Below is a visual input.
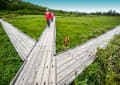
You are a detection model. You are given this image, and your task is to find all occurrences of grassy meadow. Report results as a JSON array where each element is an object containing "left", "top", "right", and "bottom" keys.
[
  {"left": 4, "top": 15, "right": 120, "bottom": 52},
  {"left": 4, "top": 15, "right": 47, "bottom": 40},
  {"left": 1, "top": 15, "right": 120, "bottom": 85},
  {"left": 56, "top": 16, "right": 120, "bottom": 52},
  {"left": 0, "top": 24, "right": 22, "bottom": 85}
]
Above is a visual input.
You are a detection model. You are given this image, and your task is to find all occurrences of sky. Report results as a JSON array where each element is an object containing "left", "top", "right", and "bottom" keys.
[{"left": 23, "top": 0, "right": 120, "bottom": 13}]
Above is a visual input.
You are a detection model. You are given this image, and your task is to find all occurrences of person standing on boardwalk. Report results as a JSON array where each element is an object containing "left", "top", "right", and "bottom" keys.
[
  {"left": 50, "top": 12, "right": 54, "bottom": 22},
  {"left": 45, "top": 9, "right": 51, "bottom": 27}
]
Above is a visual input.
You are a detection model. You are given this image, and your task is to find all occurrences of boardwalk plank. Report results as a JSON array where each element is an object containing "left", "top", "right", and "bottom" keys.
[
  {"left": 10, "top": 19, "right": 56, "bottom": 85},
  {"left": 0, "top": 19, "right": 36, "bottom": 61},
  {"left": 1, "top": 18, "right": 120, "bottom": 85},
  {"left": 56, "top": 25, "right": 120, "bottom": 85},
  {"left": 57, "top": 56, "right": 95, "bottom": 85}
]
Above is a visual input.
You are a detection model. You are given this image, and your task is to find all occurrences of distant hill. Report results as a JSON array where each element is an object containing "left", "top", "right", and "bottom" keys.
[
  {"left": 0, "top": 0, "right": 73, "bottom": 16},
  {"left": 0, "top": 0, "right": 47, "bottom": 11}
]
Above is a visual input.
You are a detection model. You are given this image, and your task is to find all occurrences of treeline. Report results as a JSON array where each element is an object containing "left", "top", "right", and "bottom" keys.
[
  {"left": 0, "top": 0, "right": 120, "bottom": 16},
  {"left": 0, "top": 0, "right": 72, "bottom": 16},
  {"left": 90, "top": 10, "right": 120, "bottom": 16},
  {"left": 0, "top": 0, "right": 47, "bottom": 11},
  {"left": 0, "top": 0, "right": 46, "bottom": 14},
  {"left": 70, "top": 10, "right": 120, "bottom": 16}
]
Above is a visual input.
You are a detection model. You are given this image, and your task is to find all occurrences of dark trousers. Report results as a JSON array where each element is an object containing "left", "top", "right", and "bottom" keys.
[{"left": 47, "top": 20, "right": 50, "bottom": 27}]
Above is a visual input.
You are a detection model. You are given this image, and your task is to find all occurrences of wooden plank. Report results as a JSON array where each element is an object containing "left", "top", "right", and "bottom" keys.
[
  {"left": 57, "top": 50, "right": 91, "bottom": 74},
  {"left": 57, "top": 51, "right": 96, "bottom": 82},
  {"left": 24, "top": 34, "right": 50, "bottom": 85},
  {"left": 15, "top": 33, "right": 48, "bottom": 85},
  {"left": 56, "top": 25, "right": 120, "bottom": 85},
  {"left": 1, "top": 19, "right": 120, "bottom": 85},
  {"left": 49, "top": 20, "right": 57, "bottom": 85},
  {"left": 1, "top": 22, "right": 27, "bottom": 60},
  {"left": 56, "top": 29, "right": 114, "bottom": 63},
  {"left": 0, "top": 19, "right": 36, "bottom": 60},
  {"left": 49, "top": 55, "right": 56, "bottom": 85},
  {"left": 6, "top": 27, "right": 28, "bottom": 58},
  {"left": 14, "top": 46, "right": 41, "bottom": 85},
  {"left": 41, "top": 44, "right": 54, "bottom": 85},
  {"left": 17, "top": 31, "right": 35, "bottom": 48},
  {"left": 33, "top": 23, "right": 55, "bottom": 85},
  {"left": 57, "top": 56, "right": 96, "bottom": 85},
  {"left": 41, "top": 21, "right": 56, "bottom": 85},
  {"left": 11, "top": 23, "right": 52, "bottom": 85},
  {"left": 1, "top": 19, "right": 34, "bottom": 52},
  {"left": 56, "top": 37, "right": 105, "bottom": 67}
]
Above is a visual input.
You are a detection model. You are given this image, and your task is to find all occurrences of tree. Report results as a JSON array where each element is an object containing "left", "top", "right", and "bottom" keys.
[{"left": 0, "top": 0, "right": 8, "bottom": 10}]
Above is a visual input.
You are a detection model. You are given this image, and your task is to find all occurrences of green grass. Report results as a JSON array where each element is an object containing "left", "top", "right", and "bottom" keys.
[
  {"left": 0, "top": 24, "right": 22, "bottom": 85},
  {"left": 4, "top": 15, "right": 47, "bottom": 40},
  {"left": 4, "top": 15, "right": 120, "bottom": 53},
  {"left": 1, "top": 15, "right": 120, "bottom": 85},
  {"left": 56, "top": 16, "right": 120, "bottom": 52},
  {"left": 73, "top": 34, "right": 120, "bottom": 85}
]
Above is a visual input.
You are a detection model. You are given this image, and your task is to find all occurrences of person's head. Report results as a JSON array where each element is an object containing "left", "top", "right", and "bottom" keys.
[{"left": 46, "top": 9, "right": 49, "bottom": 12}]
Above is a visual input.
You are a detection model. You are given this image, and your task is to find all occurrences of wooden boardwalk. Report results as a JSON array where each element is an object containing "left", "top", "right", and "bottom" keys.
[
  {"left": 1, "top": 18, "right": 120, "bottom": 85},
  {"left": 56, "top": 25, "right": 120, "bottom": 85},
  {"left": 0, "top": 19, "right": 36, "bottom": 61},
  {"left": 10, "top": 19, "right": 56, "bottom": 85}
]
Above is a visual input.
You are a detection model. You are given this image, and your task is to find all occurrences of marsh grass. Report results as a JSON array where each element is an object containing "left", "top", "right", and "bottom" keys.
[
  {"left": 4, "top": 15, "right": 47, "bottom": 40},
  {"left": 4, "top": 15, "right": 120, "bottom": 52},
  {"left": 56, "top": 16, "right": 120, "bottom": 52},
  {"left": 1, "top": 15, "right": 120, "bottom": 85}
]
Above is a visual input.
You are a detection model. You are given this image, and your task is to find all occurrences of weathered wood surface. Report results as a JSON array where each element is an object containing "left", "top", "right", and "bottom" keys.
[
  {"left": 56, "top": 25, "right": 120, "bottom": 85},
  {"left": 0, "top": 19, "right": 36, "bottom": 61},
  {"left": 1, "top": 18, "right": 120, "bottom": 85},
  {"left": 10, "top": 19, "right": 56, "bottom": 85}
]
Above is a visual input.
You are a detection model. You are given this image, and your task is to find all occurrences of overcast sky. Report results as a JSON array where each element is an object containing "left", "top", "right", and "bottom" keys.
[{"left": 23, "top": 0, "right": 120, "bottom": 13}]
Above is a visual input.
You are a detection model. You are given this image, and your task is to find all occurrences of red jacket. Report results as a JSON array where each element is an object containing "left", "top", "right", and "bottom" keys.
[{"left": 45, "top": 12, "right": 51, "bottom": 20}]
